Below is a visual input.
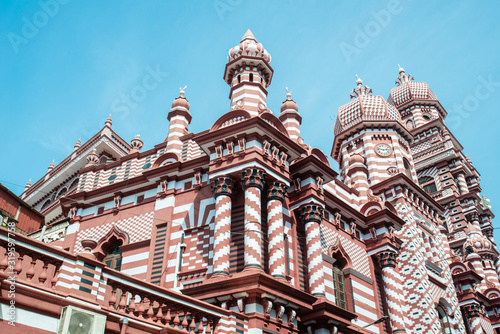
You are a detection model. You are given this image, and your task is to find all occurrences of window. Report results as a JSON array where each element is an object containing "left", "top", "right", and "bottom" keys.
[
  {"left": 436, "top": 304, "right": 451, "bottom": 334},
  {"left": 249, "top": 73, "right": 253, "bottom": 82},
  {"left": 57, "top": 187, "right": 67, "bottom": 198},
  {"left": 103, "top": 241, "right": 122, "bottom": 271},
  {"left": 332, "top": 262, "right": 347, "bottom": 310},
  {"left": 418, "top": 176, "right": 437, "bottom": 194},
  {"left": 41, "top": 200, "right": 51, "bottom": 210},
  {"left": 237, "top": 75, "right": 241, "bottom": 84},
  {"left": 423, "top": 113, "right": 432, "bottom": 120},
  {"left": 69, "top": 178, "right": 79, "bottom": 189},
  {"left": 403, "top": 158, "right": 412, "bottom": 179}
]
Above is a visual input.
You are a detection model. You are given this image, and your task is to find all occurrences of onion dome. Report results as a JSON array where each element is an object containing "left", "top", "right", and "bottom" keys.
[
  {"left": 105, "top": 114, "right": 112, "bottom": 127},
  {"left": 280, "top": 87, "right": 299, "bottom": 113},
  {"left": 334, "top": 75, "right": 402, "bottom": 136},
  {"left": 47, "top": 160, "right": 55, "bottom": 172},
  {"left": 228, "top": 29, "right": 271, "bottom": 64},
  {"left": 464, "top": 229, "right": 496, "bottom": 257},
  {"left": 388, "top": 65, "right": 438, "bottom": 108},
  {"left": 171, "top": 85, "right": 191, "bottom": 111},
  {"left": 130, "top": 134, "right": 144, "bottom": 153},
  {"left": 85, "top": 149, "right": 99, "bottom": 167}
]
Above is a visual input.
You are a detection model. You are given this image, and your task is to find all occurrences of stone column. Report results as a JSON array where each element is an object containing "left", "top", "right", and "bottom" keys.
[
  {"left": 267, "top": 181, "right": 287, "bottom": 280},
  {"left": 241, "top": 168, "right": 266, "bottom": 271},
  {"left": 378, "top": 251, "right": 407, "bottom": 333},
  {"left": 211, "top": 176, "right": 235, "bottom": 278},
  {"left": 463, "top": 304, "right": 482, "bottom": 334},
  {"left": 300, "top": 204, "right": 325, "bottom": 297}
]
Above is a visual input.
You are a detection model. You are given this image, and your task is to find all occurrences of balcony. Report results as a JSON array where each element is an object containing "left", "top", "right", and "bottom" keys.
[{"left": 0, "top": 227, "right": 234, "bottom": 333}]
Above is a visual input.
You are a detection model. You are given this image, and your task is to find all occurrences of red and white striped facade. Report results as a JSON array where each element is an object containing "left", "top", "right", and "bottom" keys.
[{"left": 2, "top": 30, "right": 498, "bottom": 334}]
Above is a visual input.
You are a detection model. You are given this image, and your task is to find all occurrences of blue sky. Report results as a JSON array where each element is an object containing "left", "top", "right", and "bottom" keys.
[{"left": 1, "top": 1, "right": 499, "bottom": 234}]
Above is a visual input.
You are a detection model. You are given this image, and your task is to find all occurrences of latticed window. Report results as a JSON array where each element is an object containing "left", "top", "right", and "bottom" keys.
[
  {"left": 333, "top": 263, "right": 347, "bottom": 310},
  {"left": 103, "top": 241, "right": 122, "bottom": 271},
  {"left": 436, "top": 305, "right": 450, "bottom": 334}
]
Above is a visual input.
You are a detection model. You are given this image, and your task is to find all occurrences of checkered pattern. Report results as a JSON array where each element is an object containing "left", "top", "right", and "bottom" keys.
[
  {"left": 305, "top": 220, "right": 325, "bottom": 296},
  {"left": 267, "top": 198, "right": 286, "bottom": 279},
  {"left": 389, "top": 81, "right": 438, "bottom": 107},
  {"left": 320, "top": 223, "right": 371, "bottom": 278},
  {"left": 74, "top": 211, "right": 154, "bottom": 253},
  {"left": 180, "top": 227, "right": 211, "bottom": 272},
  {"left": 213, "top": 194, "right": 232, "bottom": 276}
]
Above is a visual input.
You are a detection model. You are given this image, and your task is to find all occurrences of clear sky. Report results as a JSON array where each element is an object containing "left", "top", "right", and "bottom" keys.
[{"left": 1, "top": 1, "right": 499, "bottom": 234}]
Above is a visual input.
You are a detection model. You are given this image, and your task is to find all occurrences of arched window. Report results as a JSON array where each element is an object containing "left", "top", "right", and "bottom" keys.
[
  {"left": 418, "top": 176, "right": 437, "bottom": 194},
  {"left": 423, "top": 113, "right": 432, "bottom": 120},
  {"left": 57, "top": 187, "right": 67, "bottom": 198},
  {"left": 237, "top": 75, "right": 241, "bottom": 84},
  {"left": 403, "top": 158, "right": 412, "bottom": 179},
  {"left": 436, "top": 304, "right": 451, "bottom": 334},
  {"left": 69, "top": 178, "right": 79, "bottom": 189},
  {"left": 249, "top": 73, "right": 253, "bottom": 82},
  {"left": 103, "top": 240, "right": 123, "bottom": 271},
  {"left": 41, "top": 199, "right": 51, "bottom": 210},
  {"left": 332, "top": 261, "right": 347, "bottom": 310}
]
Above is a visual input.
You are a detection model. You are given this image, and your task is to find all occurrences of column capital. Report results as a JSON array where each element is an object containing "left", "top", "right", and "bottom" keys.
[
  {"left": 212, "top": 176, "right": 235, "bottom": 198},
  {"left": 241, "top": 167, "right": 266, "bottom": 190},
  {"left": 377, "top": 251, "right": 397, "bottom": 268},
  {"left": 300, "top": 204, "right": 324, "bottom": 224},
  {"left": 463, "top": 303, "right": 481, "bottom": 318},
  {"left": 267, "top": 181, "right": 288, "bottom": 202}
]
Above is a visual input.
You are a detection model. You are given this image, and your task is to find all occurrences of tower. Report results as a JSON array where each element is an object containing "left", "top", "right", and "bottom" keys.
[
  {"left": 223, "top": 29, "right": 273, "bottom": 116},
  {"left": 332, "top": 76, "right": 416, "bottom": 189}
]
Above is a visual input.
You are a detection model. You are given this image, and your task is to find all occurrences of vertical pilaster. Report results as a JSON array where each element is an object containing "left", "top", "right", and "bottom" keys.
[
  {"left": 267, "top": 181, "right": 287, "bottom": 280},
  {"left": 211, "top": 176, "right": 235, "bottom": 278},
  {"left": 241, "top": 168, "right": 266, "bottom": 271},
  {"left": 300, "top": 204, "right": 325, "bottom": 297},
  {"left": 463, "top": 304, "right": 483, "bottom": 334},
  {"left": 378, "top": 251, "right": 407, "bottom": 333}
]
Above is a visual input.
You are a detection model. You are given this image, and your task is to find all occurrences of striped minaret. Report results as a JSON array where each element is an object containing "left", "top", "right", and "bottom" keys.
[
  {"left": 279, "top": 88, "right": 302, "bottom": 141},
  {"left": 377, "top": 251, "right": 407, "bottom": 333},
  {"left": 300, "top": 204, "right": 325, "bottom": 297},
  {"left": 267, "top": 181, "right": 287, "bottom": 281},
  {"left": 345, "top": 153, "right": 369, "bottom": 201},
  {"left": 457, "top": 173, "right": 469, "bottom": 195},
  {"left": 211, "top": 176, "right": 235, "bottom": 279},
  {"left": 241, "top": 167, "right": 265, "bottom": 271},
  {"left": 224, "top": 30, "right": 273, "bottom": 117},
  {"left": 165, "top": 86, "right": 192, "bottom": 156}
]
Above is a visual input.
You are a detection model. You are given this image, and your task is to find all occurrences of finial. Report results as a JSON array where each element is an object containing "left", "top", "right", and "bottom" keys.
[
  {"left": 398, "top": 64, "right": 405, "bottom": 73},
  {"left": 355, "top": 74, "right": 363, "bottom": 85},
  {"left": 130, "top": 134, "right": 144, "bottom": 153},
  {"left": 395, "top": 65, "right": 413, "bottom": 86},
  {"left": 105, "top": 114, "right": 112, "bottom": 127},
  {"left": 24, "top": 179, "right": 32, "bottom": 191},
  {"left": 286, "top": 87, "right": 292, "bottom": 100},
  {"left": 179, "top": 85, "right": 187, "bottom": 98}
]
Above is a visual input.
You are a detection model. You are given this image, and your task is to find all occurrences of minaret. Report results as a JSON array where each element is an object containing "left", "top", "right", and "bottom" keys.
[
  {"left": 279, "top": 87, "right": 302, "bottom": 142},
  {"left": 223, "top": 29, "right": 273, "bottom": 117},
  {"left": 21, "top": 179, "right": 31, "bottom": 199},
  {"left": 165, "top": 86, "right": 191, "bottom": 156},
  {"left": 332, "top": 76, "right": 416, "bottom": 186}
]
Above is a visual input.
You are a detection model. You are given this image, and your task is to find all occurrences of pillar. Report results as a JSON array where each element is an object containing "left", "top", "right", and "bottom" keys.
[
  {"left": 463, "top": 304, "right": 482, "bottom": 334},
  {"left": 241, "top": 168, "right": 266, "bottom": 271},
  {"left": 378, "top": 251, "right": 407, "bottom": 333},
  {"left": 267, "top": 181, "right": 287, "bottom": 280},
  {"left": 211, "top": 176, "right": 235, "bottom": 278},
  {"left": 457, "top": 173, "right": 469, "bottom": 195},
  {"left": 300, "top": 204, "right": 325, "bottom": 297}
]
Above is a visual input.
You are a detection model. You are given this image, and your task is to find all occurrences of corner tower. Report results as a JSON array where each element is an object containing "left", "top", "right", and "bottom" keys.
[
  {"left": 223, "top": 29, "right": 273, "bottom": 116},
  {"left": 331, "top": 76, "right": 416, "bottom": 187}
]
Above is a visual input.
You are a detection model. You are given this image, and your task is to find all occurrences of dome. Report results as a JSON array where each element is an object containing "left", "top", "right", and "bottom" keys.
[
  {"left": 388, "top": 66, "right": 438, "bottom": 108},
  {"left": 228, "top": 29, "right": 271, "bottom": 63},
  {"left": 349, "top": 153, "right": 365, "bottom": 165},
  {"left": 281, "top": 88, "right": 298, "bottom": 112},
  {"left": 464, "top": 229, "right": 496, "bottom": 255},
  {"left": 334, "top": 76, "right": 402, "bottom": 136},
  {"left": 171, "top": 86, "right": 190, "bottom": 111}
]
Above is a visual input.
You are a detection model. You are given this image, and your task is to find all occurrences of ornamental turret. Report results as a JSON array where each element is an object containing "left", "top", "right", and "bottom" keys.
[
  {"left": 130, "top": 135, "right": 144, "bottom": 154},
  {"left": 165, "top": 86, "right": 192, "bottom": 156},
  {"left": 279, "top": 87, "right": 302, "bottom": 142},
  {"left": 332, "top": 76, "right": 416, "bottom": 186},
  {"left": 224, "top": 29, "right": 273, "bottom": 117}
]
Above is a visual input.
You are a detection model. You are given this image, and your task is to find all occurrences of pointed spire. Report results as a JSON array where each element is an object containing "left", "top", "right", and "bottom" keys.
[
  {"left": 48, "top": 160, "right": 55, "bottom": 173},
  {"left": 74, "top": 138, "right": 81, "bottom": 151},
  {"left": 350, "top": 75, "right": 372, "bottom": 99},
  {"left": 105, "top": 114, "right": 112, "bottom": 127},
  {"left": 241, "top": 29, "right": 256, "bottom": 42},
  {"left": 24, "top": 179, "right": 32, "bottom": 192}
]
